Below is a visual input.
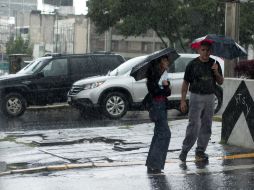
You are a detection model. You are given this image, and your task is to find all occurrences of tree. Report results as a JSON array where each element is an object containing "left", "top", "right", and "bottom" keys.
[
  {"left": 240, "top": 2, "right": 254, "bottom": 46},
  {"left": 87, "top": 0, "right": 187, "bottom": 50},
  {"left": 87, "top": 0, "right": 253, "bottom": 52},
  {"left": 181, "top": 0, "right": 225, "bottom": 43},
  {"left": 6, "top": 36, "right": 33, "bottom": 56}
]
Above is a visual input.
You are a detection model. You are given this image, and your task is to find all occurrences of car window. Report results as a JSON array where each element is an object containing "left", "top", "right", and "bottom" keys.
[
  {"left": 17, "top": 58, "right": 50, "bottom": 74},
  {"left": 169, "top": 57, "right": 194, "bottom": 73},
  {"left": 110, "top": 56, "right": 147, "bottom": 76},
  {"left": 70, "top": 56, "right": 98, "bottom": 75},
  {"left": 42, "top": 58, "right": 68, "bottom": 76},
  {"left": 93, "top": 55, "right": 125, "bottom": 75}
]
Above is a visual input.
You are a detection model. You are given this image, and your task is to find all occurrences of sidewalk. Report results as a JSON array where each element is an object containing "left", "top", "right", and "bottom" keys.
[{"left": 0, "top": 118, "right": 254, "bottom": 177}]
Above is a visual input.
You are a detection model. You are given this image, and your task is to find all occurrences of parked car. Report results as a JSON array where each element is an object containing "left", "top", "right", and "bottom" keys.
[
  {"left": 0, "top": 53, "right": 125, "bottom": 117},
  {"left": 67, "top": 54, "right": 224, "bottom": 119}
]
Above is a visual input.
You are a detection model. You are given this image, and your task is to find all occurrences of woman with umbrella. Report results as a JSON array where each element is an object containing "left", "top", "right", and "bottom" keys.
[{"left": 145, "top": 55, "right": 172, "bottom": 174}]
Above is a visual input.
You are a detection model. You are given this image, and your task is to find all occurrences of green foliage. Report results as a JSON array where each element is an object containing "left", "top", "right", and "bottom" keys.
[
  {"left": 6, "top": 36, "right": 33, "bottom": 56},
  {"left": 87, "top": 0, "right": 254, "bottom": 51},
  {"left": 240, "top": 2, "right": 254, "bottom": 45},
  {"left": 87, "top": 0, "right": 186, "bottom": 49},
  {"left": 181, "top": 0, "right": 225, "bottom": 42}
]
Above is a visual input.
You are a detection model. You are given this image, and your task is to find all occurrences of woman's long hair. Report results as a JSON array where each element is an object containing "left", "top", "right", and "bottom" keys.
[{"left": 146, "top": 57, "right": 163, "bottom": 81}]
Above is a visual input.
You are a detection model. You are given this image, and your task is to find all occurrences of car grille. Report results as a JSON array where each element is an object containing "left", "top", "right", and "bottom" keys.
[{"left": 69, "top": 86, "right": 84, "bottom": 95}]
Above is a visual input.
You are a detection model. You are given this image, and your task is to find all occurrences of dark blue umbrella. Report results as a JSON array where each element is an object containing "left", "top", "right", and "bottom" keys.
[
  {"left": 191, "top": 34, "right": 247, "bottom": 59},
  {"left": 130, "top": 47, "right": 179, "bottom": 81}
]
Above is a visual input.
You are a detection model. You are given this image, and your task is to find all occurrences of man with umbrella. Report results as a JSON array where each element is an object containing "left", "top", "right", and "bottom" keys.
[{"left": 179, "top": 40, "right": 224, "bottom": 162}]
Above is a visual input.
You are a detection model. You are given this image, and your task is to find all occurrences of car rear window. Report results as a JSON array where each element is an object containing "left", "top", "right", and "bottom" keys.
[
  {"left": 70, "top": 56, "right": 99, "bottom": 76},
  {"left": 93, "top": 55, "right": 125, "bottom": 75},
  {"left": 169, "top": 57, "right": 194, "bottom": 73}
]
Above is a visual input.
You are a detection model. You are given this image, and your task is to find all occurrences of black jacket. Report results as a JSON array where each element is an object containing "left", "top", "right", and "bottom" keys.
[{"left": 146, "top": 65, "right": 171, "bottom": 98}]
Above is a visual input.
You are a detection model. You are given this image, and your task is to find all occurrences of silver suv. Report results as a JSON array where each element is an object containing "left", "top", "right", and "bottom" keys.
[{"left": 67, "top": 54, "right": 224, "bottom": 119}]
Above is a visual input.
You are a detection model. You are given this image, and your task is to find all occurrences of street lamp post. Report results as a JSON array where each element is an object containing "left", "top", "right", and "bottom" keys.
[
  {"left": 54, "top": 8, "right": 59, "bottom": 53},
  {"left": 103, "top": 11, "right": 112, "bottom": 52},
  {"left": 0, "top": 44, "right": 4, "bottom": 62}
]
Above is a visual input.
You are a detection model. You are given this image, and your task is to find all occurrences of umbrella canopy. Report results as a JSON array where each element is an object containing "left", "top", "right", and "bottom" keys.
[
  {"left": 191, "top": 34, "right": 247, "bottom": 59},
  {"left": 130, "top": 47, "right": 179, "bottom": 81}
]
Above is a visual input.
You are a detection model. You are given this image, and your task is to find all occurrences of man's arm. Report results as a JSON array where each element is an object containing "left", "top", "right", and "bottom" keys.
[
  {"left": 212, "top": 63, "right": 224, "bottom": 85},
  {"left": 180, "top": 80, "right": 189, "bottom": 113},
  {"left": 214, "top": 70, "right": 224, "bottom": 85}
]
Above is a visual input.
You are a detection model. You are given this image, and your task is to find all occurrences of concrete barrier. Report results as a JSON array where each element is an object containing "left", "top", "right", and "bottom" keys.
[{"left": 221, "top": 78, "right": 254, "bottom": 149}]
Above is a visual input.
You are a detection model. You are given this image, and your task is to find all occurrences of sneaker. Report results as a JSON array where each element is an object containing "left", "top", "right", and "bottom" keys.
[
  {"left": 179, "top": 151, "right": 188, "bottom": 162},
  {"left": 195, "top": 151, "right": 209, "bottom": 162},
  {"left": 147, "top": 167, "right": 163, "bottom": 174}
]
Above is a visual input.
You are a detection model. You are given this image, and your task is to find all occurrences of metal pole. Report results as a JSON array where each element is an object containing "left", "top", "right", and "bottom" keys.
[
  {"left": 87, "top": 17, "right": 91, "bottom": 53},
  {"left": 22, "top": 0, "right": 24, "bottom": 29},
  {"left": 108, "top": 27, "right": 112, "bottom": 52},
  {"left": 8, "top": 0, "right": 10, "bottom": 17},
  {"left": 56, "top": 11, "right": 58, "bottom": 53},
  {"left": 0, "top": 44, "right": 3, "bottom": 62}
]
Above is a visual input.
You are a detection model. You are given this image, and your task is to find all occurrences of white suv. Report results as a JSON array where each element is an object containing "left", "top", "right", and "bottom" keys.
[{"left": 67, "top": 54, "right": 224, "bottom": 119}]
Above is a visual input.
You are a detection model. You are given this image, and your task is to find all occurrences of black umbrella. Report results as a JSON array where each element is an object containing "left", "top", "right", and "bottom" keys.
[
  {"left": 191, "top": 34, "right": 247, "bottom": 59},
  {"left": 130, "top": 47, "right": 179, "bottom": 81}
]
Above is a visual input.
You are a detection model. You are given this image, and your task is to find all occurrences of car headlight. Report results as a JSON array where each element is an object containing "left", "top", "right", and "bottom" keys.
[{"left": 82, "top": 81, "right": 105, "bottom": 90}]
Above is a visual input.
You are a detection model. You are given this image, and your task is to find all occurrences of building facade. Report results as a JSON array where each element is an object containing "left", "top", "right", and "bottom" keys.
[
  {"left": 0, "top": 0, "right": 167, "bottom": 60},
  {"left": 0, "top": 0, "right": 37, "bottom": 61}
]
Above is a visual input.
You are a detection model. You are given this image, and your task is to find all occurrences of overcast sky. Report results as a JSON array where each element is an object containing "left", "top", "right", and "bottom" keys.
[
  {"left": 37, "top": 0, "right": 87, "bottom": 15},
  {"left": 74, "top": 0, "right": 87, "bottom": 15}
]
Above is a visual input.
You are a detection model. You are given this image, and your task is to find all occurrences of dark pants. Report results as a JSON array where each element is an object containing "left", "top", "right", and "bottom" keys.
[{"left": 146, "top": 100, "right": 171, "bottom": 170}]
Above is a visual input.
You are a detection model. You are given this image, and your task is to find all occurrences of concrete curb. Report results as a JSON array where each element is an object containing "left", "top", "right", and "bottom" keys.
[
  {"left": 1, "top": 152, "right": 254, "bottom": 177},
  {"left": 0, "top": 161, "right": 144, "bottom": 177}
]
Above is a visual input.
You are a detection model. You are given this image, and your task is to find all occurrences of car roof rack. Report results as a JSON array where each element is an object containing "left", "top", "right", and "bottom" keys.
[
  {"left": 92, "top": 51, "right": 115, "bottom": 54},
  {"left": 43, "top": 53, "right": 62, "bottom": 57}
]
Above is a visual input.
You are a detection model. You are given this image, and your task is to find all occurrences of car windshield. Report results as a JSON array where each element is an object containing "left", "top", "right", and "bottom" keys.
[
  {"left": 17, "top": 57, "right": 50, "bottom": 74},
  {"left": 109, "top": 55, "right": 147, "bottom": 76}
]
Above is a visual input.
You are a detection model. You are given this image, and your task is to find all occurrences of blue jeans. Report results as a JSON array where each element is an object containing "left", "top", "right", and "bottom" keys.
[{"left": 146, "top": 100, "right": 171, "bottom": 170}]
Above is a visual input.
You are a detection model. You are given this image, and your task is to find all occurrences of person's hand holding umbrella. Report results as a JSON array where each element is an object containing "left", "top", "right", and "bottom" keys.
[{"left": 212, "top": 61, "right": 224, "bottom": 85}]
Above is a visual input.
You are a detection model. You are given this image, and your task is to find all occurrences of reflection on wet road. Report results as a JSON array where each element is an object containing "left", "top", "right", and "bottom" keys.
[
  {"left": 0, "top": 105, "right": 186, "bottom": 131},
  {"left": 1, "top": 165, "right": 254, "bottom": 190},
  {"left": 1, "top": 105, "right": 253, "bottom": 190}
]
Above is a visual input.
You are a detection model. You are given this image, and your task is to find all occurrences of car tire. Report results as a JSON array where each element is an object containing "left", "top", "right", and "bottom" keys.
[
  {"left": 1, "top": 93, "right": 27, "bottom": 117},
  {"left": 101, "top": 92, "right": 128, "bottom": 119},
  {"left": 214, "top": 87, "right": 223, "bottom": 114}
]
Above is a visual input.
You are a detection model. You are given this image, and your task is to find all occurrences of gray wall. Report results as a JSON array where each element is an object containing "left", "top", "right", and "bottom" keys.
[
  {"left": 29, "top": 12, "right": 87, "bottom": 57},
  {"left": 221, "top": 78, "right": 254, "bottom": 149}
]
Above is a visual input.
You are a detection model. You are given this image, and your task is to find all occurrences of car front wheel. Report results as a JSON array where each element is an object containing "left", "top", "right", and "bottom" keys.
[
  {"left": 101, "top": 92, "right": 128, "bottom": 119},
  {"left": 1, "top": 93, "right": 27, "bottom": 117}
]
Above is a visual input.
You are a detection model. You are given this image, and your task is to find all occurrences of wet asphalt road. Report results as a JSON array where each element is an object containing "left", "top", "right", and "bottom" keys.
[
  {"left": 1, "top": 105, "right": 254, "bottom": 190},
  {"left": 1, "top": 164, "right": 254, "bottom": 190},
  {"left": 0, "top": 105, "right": 186, "bottom": 131}
]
